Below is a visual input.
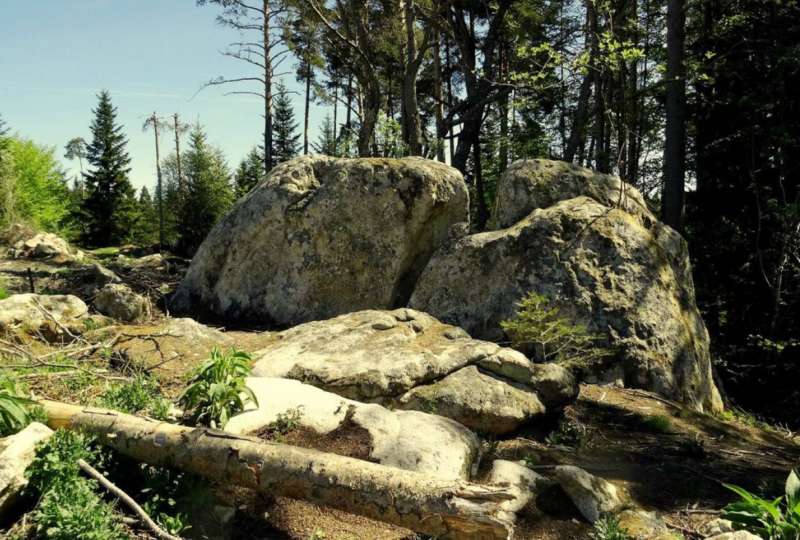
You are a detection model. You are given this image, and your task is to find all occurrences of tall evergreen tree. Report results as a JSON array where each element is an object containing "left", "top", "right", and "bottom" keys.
[
  {"left": 132, "top": 186, "right": 158, "bottom": 246},
  {"left": 234, "top": 146, "right": 265, "bottom": 197},
  {"left": 272, "top": 82, "right": 301, "bottom": 164},
  {"left": 81, "top": 91, "right": 137, "bottom": 246},
  {"left": 177, "top": 125, "right": 234, "bottom": 255}
]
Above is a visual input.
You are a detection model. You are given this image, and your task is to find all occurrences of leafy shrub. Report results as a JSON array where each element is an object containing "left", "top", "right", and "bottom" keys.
[
  {"left": 500, "top": 292, "right": 612, "bottom": 366},
  {"left": 590, "top": 515, "right": 632, "bottom": 540},
  {"left": 26, "top": 430, "right": 128, "bottom": 539},
  {"left": 723, "top": 470, "right": 800, "bottom": 539},
  {"left": 0, "top": 376, "right": 40, "bottom": 436},
  {"left": 34, "top": 476, "right": 128, "bottom": 540},
  {"left": 178, "top": 347, "right": 257, "bottom": 428},
  {"left": 98, "top": 374, "right": 171, "bottom": 420},
  {"left": 26, "top": 430, "right": 100, "bottom": 492},
  {"left": 139, "top": 465, "right": 207, "bottom": 536}
]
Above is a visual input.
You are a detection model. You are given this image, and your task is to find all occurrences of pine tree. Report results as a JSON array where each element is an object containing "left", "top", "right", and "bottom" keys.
[
  {"left": 177, "top": 124, "right": 233, "bottom": 255},
  {"left": 272, "top": 81, "right": 300, "bottom": 164},
  {"left": 81, "top": 91, "right": 137, "bottom": 246},
  {"left": 234, "top": 146, "right": 265, "bottom": 197},
  {"left": 312, "top": 115, "right": 337, "bottom": 156},
  {"left": 132, "top": 186, "right": 158, "bottom": 246}
]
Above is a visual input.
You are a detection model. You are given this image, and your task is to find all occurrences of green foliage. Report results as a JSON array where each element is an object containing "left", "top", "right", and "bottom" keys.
[
  {"left": 642, "top": 414, "right": 672, "bottom": 433},
  {"left": 0, "top": 276, "right": 9, "bottom": 299},
  {"left": 590, "top": 515, "right": 632, "bottom": 540},
  {"left": 234, "top": 146, "right": 265, "bottom": 197},
  {"left": 139, "top": 465, "right": 210, "bottom": 536},
  {"left": 545, "top": 417, "right": 586, "bottom": 447},
  {"left": 178, "top": 347, "right": 257, "bottom": 428},
  {"left": 81, "top": 90, "right": 137, "bottom": 247},
  {"left": 176, "top": 124, "right": 233, "bottom": 255},
  {"left": 722, "top": 470, "right": 800, "bottom": 540},
  {"left": 27, "top": 430, "right": 100, "bottom": 492},
  {"left": 374, "top": 112, "right": 407, "bottom": 158},
  {"left": 98, "top": 374, "right": 171, "bottom": 420},
  {"left": 313, "top": 114, "right": 338, "bottom": 156},
  {"left": 26, "top": 430, "right": 127, "bottom": 539},
  {"left": 272, "top": 80, "right": 301, "bottom": 164},
  {"left": 0, "top": 136, "right": 72, "bottom": 233},
  {"left": 34, "top": 476, "right": 129, "bottom": 540},
  {"left": 0, "top": 376, "right": 40, "bottom": 436},
  {"left": 500, "top": 292, "right": 612, "bottom": 366}
]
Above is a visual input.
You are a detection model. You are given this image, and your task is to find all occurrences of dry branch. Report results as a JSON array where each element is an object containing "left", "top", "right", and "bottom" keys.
[
  {"left": 40, "top": 400, "right": 515, "bottom": 539},
  {"left": 78, "top": 458, "right": 182, "bottom": 540}
]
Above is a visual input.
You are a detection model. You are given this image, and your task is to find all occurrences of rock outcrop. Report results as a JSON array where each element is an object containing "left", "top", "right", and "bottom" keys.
[
  {"left": 251, "top": 308, "right": 575, "bottom": 434},
  {"left": 172, "top": 156, "right": 469, "bottom": 326},
  {"left": 410, "top": 159, "right": 722, "bottom": 413},
  {"left": 225, "top": 377, "right": 479, "bottom": 481}
]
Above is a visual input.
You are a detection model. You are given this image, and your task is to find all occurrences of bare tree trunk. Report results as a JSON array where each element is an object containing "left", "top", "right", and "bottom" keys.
[
  {"left": 498, "top": 41, "right": 509, "bottom": 172},
  {"left": 433, "top": 34, "right": 445, "bottom": 162},
  {"left": 401, "top": 0, "right": 424, "bottom": 155},
  {"left": 41, "top": 401, "right": 515, "bottom": 540},
  {"left": 662, "top": 0, "right": 686, "bottom": 230},
  {"left": 148, "top": 112, "right": 164, "bottom": 252},
  {"left": 332, "top": 81, "right": 339, "bottom": 156},
  {"left": 172, "top": 114, "right": 184, "bottom": 193},
  {"left": 304, "top": 63, "right": 312, "bottom": 155},
  {"left": 473, "top": 138, "right": 489, "bottom": 230},
  {"left": 445, "top": 37, "right": 455, "bottom": 164},
  {"left": 263, "top": 0, "right": 273, "bottom": 173}
]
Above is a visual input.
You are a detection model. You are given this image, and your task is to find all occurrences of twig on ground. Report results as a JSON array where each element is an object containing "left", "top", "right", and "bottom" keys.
[
  {"left": 31, "top": 296, "right": 85, "bottom": 343},
  {"left": 77, "top": 458, "right": 182, "bottom": 540}
]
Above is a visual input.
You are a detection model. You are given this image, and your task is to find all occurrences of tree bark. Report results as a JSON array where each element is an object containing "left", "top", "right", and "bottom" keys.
[
  {"left": 401, "top": 0, "right": 424, "bottom": 155},
  {"left": 433, "top": 34, "right": 445, "bottom": 162},
  {"left": 41, "top": 401, "right": 515, "bottom": 540},
  {"left": 662, "top": 0, "right": 686, "bottom": 231}
]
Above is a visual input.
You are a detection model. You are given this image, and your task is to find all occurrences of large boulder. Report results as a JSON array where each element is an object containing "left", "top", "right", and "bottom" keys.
[
  {"left": 251, "top": 308, "right": 576, "bottom": 434},
  {"left": 410, "top": 160, "right": 722, "bottom": 413},
  {"left": 225, "top": 377, "right": 479, "bottom": 481},
  {"left": 172, "top": 156, "right": 469, "bottom": 326}
]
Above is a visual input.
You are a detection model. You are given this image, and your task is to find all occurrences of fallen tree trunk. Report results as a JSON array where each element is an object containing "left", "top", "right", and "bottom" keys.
[{"left": 40, "top": 400, "right": 515, "bottom": 539}]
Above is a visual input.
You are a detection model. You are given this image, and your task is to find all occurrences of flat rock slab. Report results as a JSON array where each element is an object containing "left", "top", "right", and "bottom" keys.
[
  {"left": 226, "top": 377, "right": 479, "bottom": 481},
  {"left": 251, "top": 309, "right": 576, "bottom": 434}
]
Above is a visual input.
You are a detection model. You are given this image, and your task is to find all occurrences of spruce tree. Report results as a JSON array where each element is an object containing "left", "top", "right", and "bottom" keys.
[
  {"left": 177, "top": 124, "right": 233, "bottom": 255},
  {"left": 81, "top": 91, "right": 137, "bottom": 246},
  {"left": 132, "top": 186, "right": 158, "bottom": 246},
  {"left": 234, "top": 146, "right": 265, "bottom": 197},
  {"left": 272, "top": 82, "right": 300, "bottom": 164},
  {"left": 312, "top": 115, "right": 337, "bottom": 155}
]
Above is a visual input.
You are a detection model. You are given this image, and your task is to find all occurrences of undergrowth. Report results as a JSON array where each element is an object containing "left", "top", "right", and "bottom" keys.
[
  {"left": 0, "top": 375, "right": 46, "bottom": 436},
  {"left": 723, "top": 470, "right": 800, "bottom": 539},
  {"left": 98, "top": 374, "right": 171, "bottom": 420},
  {"left": 26, "top": 430, "right": 128, "bottom": 540},
  {"left": 589, "top": 515, "right": 631, "bottom": 540}
]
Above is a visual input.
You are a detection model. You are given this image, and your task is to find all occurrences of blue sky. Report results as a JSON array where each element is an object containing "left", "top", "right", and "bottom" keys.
[{"left": 0, "top": 0, "right": 325, "bottom": 191}]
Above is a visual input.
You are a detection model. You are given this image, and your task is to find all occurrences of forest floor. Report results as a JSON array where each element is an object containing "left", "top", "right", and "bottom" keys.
[{"left": 2, "top": 248, "right": 799, "bottom": 540}]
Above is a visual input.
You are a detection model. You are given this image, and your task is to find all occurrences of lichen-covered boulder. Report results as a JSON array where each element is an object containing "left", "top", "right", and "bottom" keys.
[
  {"left": 172, "top": 156, "right": 469, "bottom": 326},
  {"left": 251, "top": 308, "right": 576, "bottom": 434},
  {"left": 410, "top": 161, "right": 722, "bottom": 413}
]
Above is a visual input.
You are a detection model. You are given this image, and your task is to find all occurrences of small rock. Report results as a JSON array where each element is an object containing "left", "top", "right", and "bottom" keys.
[
  {"left": 699, "top": 518, "right": 735, "bottom": 536},
  {"left": 0, "top": 293, "right": 88, "bottom": 334},
  {"left": 0, "top": 423, "right": 54, "bottom": 519},
  {"left": 706, "top": 532, "right": 764, "bottom": 540},
  {"left": 488, "top": 460, "right": 551, "bottom": 521},
  {"left": 94, "top": 283, "right": 150, "bottom": 322},
  {"left": 91, "top": 263, "right": 121, "bottom": 287},
  {"left": 616, "top": 509, "right": 683, "bottom": 540},
  {"left": 8, "top": 226, "right": 83, "bottom": 263},
  {"left": 552, "top": 465, "right": 625, "bottom": 523}
]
